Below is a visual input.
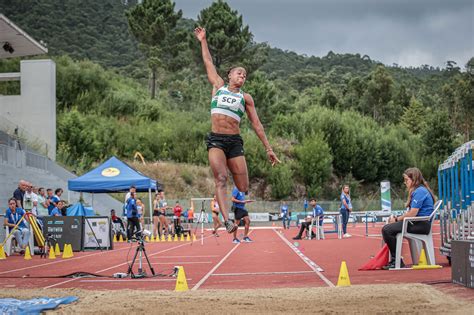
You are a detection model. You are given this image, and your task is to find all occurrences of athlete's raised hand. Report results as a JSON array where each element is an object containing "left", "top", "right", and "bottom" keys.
[
  {"left": 194, "top": 26, "right": 206, "bottom": 42},
  {"left": 267, "top": 149, "right": 281, "bottom": 167}
]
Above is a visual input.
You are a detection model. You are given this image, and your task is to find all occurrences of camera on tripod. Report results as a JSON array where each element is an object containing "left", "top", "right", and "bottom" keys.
[
  {"left": 131, "top": 229, "right": 151, "bottom": 243},
  {"left": 126, "top": 229, "right": 155, "bottom": 278}
]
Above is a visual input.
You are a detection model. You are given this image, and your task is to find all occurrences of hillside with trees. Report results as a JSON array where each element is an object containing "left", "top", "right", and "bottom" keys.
[{"left": 0, "top": 0, "right": 472, "bottom": 200}]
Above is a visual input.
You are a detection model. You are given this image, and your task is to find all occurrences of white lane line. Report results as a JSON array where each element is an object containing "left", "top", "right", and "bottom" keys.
[
  {"left": 44, "top": 236, "right": 213, "bottom": 289},
  {"left": 274, "top": 229, "right": 335, "bottom": 287},
  {"left": 79, "top": 279, "right": 192, "bottom": 283},
  {"left": 211, "top": 271, "right": 315, "bottom": 277},
  {"left": 191, "top": 231, "right": 254, "bottom": 291},
  {"left": 0, "top": 245, "right": 137, "bottom": 275},
  {"left": 153, "top": 255, "right": 219, "bottom": 258},
  {"left": 151, "top": 261, "right": 212, "bottom": 264}
]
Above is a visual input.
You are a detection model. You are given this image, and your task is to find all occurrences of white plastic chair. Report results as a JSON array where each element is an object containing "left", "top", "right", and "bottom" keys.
[
  {"left": 393, "top": 200, "right": 442, "bottom": 269},
  {"left": 3, "top": 225, "right": 34, "bottom": 256},
  {"left": 307, "top": 216, "right": 324, "bottom": 240}
]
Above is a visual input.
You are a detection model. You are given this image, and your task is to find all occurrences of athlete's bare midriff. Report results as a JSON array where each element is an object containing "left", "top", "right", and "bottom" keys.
[{"left": 211, "top": 113, "right": 241, "bottom": 134}]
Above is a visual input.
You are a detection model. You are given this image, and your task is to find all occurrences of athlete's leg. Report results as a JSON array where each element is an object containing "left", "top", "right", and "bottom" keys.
[
  {"left": 227, "top": 156, "right": 249, "bottom": 193},
  {"left": 243, "top": 216, "right": 250, "bottom": 237},
  {"left": 159, "top": 216, "right": 167, "bottom": 235},
  {"left": 153, "top": 216, "right": 159, "bottom": 237},
  {"left": 212, "top": 212, "right": 222, "bottom": 232},
  {"left": 233, "top": 219, "right": 241, "bottom": 240},
  {"left": 209, "top": 148, "right": 231, "bottom": 221}
]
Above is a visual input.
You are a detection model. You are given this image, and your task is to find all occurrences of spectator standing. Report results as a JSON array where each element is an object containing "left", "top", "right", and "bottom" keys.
[
  {"left": 340, "top": 185, "right": 352, "bottom": 238},
  {"left": 13, "top": 180, "right": 27, "bottom": 208},
  {"left": 281, "top": 201, "right": 290, "bottom": 229},
  {"left": 188, "top": 203, "right": 194, "bottom": 223},
  {"left": 152, "top": 193, "right": 161, "bottom": 238},
  {"left": 36, "top": 187, "right": 49, "bottom": 217},
  {"left": 23, "top": 182, "right": 38, "bottom": 215},
  {"left": 46, "top": 189, "right": 54, "bottom": 215},
  {"left": 126, "top": 192, "right": 140, "bottom": 241}
]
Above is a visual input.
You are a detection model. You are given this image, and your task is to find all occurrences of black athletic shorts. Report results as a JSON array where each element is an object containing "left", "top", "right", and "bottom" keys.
[
  {"left": 153, "top": 210, "right": 160, "bottom": 217},
  {"left": 206, "top": 132, "right": 244, "bottom": 159},
  {"left": 232, "top": 206, "right": 249, "bottom": 220}
]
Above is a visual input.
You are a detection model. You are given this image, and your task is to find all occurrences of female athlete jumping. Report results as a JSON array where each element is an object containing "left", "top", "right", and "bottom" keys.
[{"left": 194, "top": 26, "right": 280, "bottom": 233}]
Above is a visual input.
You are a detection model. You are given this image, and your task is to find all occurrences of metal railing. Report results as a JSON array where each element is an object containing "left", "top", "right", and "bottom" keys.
[
  {"left": 0, "top": 115, "right": 49, "bottom": 156},
  {"left": 438, "top": 141, "right": 474, "bottom": 259}
]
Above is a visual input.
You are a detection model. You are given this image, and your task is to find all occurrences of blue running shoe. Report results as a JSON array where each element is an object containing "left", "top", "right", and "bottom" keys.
[
  {"left": 232, "top": 238, "right": 240, "bottom": 244},
  {"left": 243, "top": 236, "right": 253, "bottom": 243}
]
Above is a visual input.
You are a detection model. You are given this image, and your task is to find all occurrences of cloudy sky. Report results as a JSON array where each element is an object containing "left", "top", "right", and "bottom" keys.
[{"left": 173, "top": 0, "right": 474, "bottom": 68}]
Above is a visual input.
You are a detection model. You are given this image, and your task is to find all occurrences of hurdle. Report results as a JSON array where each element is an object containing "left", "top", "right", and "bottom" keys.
[{"left": 438, "top": 141, "right": 473, "bottom": 261}]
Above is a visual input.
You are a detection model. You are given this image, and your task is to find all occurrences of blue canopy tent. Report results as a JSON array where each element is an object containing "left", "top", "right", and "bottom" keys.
[
  {"left": 68, "top": 156, "right": 160, "bottom": 223},
  {"left": 67, "top": 202, "right": 95, "bottom": 216}
]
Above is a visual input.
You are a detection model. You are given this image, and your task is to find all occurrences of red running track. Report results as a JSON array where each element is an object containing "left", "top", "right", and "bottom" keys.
[{"left": 0, "top": 222, "right": 451, "bottom": 290}]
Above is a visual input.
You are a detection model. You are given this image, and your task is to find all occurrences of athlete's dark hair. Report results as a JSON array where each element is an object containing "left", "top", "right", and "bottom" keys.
[{"left": 226, "top": 65, "right": 246, "bottom": 77}]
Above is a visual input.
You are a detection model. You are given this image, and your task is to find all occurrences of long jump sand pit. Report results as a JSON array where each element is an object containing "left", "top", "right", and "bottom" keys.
[{"left": 1, "top": 283, "right": 472, "bottom": 314}]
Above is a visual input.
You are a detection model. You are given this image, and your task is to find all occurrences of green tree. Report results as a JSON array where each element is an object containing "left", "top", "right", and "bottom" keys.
[
  {"left": 421, "top": 110, "right": 454, "bottom": 157},
  {"left": 126, "top": 0, "right": 184, "bottom": 98},
  {"left": 400, "top": 96, "right": 427, "bottom": 134},
  {"left": 358, "top": 65, "right": 394, "bottom": 124},
  {"left": 196, "top": 0, "right": 252, "bottom": 71},
  {"left": 295, "top": 132, "right": 333, "bottom": 196},
  {"left": 268, "top": 164, "right": 294, "bottom": 199},
  {"left": 242, "top": 71, "right": 277, "bottom": 125}
]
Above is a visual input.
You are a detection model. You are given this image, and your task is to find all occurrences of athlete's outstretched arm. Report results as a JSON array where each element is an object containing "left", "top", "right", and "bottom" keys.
[
  {"left": 194, "top": 27, "right": 224, "bottom": 90},
  {"left": 245, "top": 93, "right": 281, "bottom": 166}
]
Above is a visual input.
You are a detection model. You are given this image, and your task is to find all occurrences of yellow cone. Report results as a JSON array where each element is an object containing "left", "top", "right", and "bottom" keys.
[
  {"left": 0, "top": 245, "right": 6, "bottom": 260},
  {"left": 336, "top": 261, "right": 351, "bottom": 287},
  {"left": 62, "top": 245, "right": 69, "bottom": 259},
  {"left": 49, "top": 247, "right": 56, "bottom": 260},
  {"left": 113, "top": 234, "right": 117, "bottom": 243},
  {"left": 174, "top": 234, "right": 178, "bottom": 242},
  {"left": 62, "top": 244, "right": 72, "bottom": 259},
  {"left": 167, "top": 234, "right": 172, "bottom": 242},
  {"left": 186, "top": 234, "right": 190, "bottom": 242},
  {"left": 119, "top": 234, "right": 124, "bottom": 242},
  {"left": 192, "top": 234, "right": 197, "bottom": 242},
  {"left": 155, "top": 235, "right": 160, "bottom": 242},
  {"left": 55, "top": 243, "right": 61, "bottom": 256},
  {"left": 174, "top": 266, "right": 189, "bottom": 292},
  {"left": 68, "top": 244, "right": 74, "bottom": 258},
  {"left": 146, "top": 235, "right": 150, "bottom": 242},
  {"left": 412, "top": 249, "right": 442, "bottom": 269},
  {"left": 161, "top": 234, "right": 166, "bottom": 242},
  {"left": 24, "top": 246, "right": 32, "bottom": 260},
  {"left": 180, "top": 234, "right": 185, "bottom": 242}
]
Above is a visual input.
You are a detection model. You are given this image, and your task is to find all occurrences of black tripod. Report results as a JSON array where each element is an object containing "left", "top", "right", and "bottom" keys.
[
  {"left": 192, "top": 199, "right": 219, "bottom": 246},
  {"left": 127, "top": 238, "right": 155, "bottom": 278},
  {"left": 41, "top": 234, "right": 57, "bottom": 258}
]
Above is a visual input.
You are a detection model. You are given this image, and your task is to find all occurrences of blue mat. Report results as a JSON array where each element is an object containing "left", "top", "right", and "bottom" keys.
[{"left": 0, "top": 296, "right": 78, "bottom": 314}]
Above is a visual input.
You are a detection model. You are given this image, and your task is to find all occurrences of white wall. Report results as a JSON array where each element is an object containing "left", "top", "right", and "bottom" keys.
[{"left": 0, "top": 59, "right": 56, "bottom": 160}]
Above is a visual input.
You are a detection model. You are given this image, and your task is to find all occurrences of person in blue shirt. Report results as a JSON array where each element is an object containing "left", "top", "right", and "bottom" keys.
[
  {"left": 126, "top": 192, "right": 140, "bottom": 241},
  {"left": 50, "top": 200, "right": 65, "bottom": 216},
  {"left": 231, "top": 187, "right": 254, "bottom": 243},
  {"left": 280, "top": 201, "right": 290, "bottom": 229},
  {"left": 340, "top": 185, "right": 352, "bottom": 238},
  {"left": 4, "top": 198, "right": 30, "bottom": 254},
  {"left": 382, "top": 167, "right": 435, "bottom": 269},
  {"left": 293, "top": 198, "right": 324, "bottom": 240},
  {"left": 46, "top": 188, "right": 55, "bottom": 215}
]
